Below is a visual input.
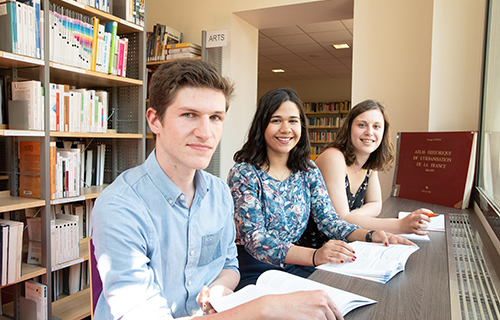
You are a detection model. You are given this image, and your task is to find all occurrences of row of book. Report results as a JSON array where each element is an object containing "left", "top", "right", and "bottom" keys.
[
  {"left": 311, "top": 146, "right": 327, "bottom": 156},
  {"left": 309, "top": 130, "right": 337, "bottom": 143},
  {"left": 19, "top": 140, "right": 107, "bottom": 200},
  {"left": 113, "top": 0, "right": 145, "bottom": 27},
  {"left": 11, "top": 80, "right": 109, "bottom": 132},
  {"left": 146, "top": 23, "right": 183, "bottom": 61},
  {"left": 308, "top": 116, "right": 341, "bottom": 128},
  {"left": 304, "top": 101, "right": 351, "bottom": 113},
  {"left": 0, "top": 1, "right": 129, "bottom": 76},
  {"left": 0, "top": 219, "right": 23, "bottom": 286},
  {"left": 0, "top": 0, "right": 42, "bottom": 59},
  {"left": 26, "top": 201, "right": 94, "bottom": 267},
  {"left": 49, "top": 4, "right": 129, "bottom": 75}
]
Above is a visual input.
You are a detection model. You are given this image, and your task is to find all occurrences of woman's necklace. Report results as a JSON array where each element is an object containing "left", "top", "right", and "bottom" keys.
[{"left": 268, "top": 166, "right": 290, "bottom": 181}]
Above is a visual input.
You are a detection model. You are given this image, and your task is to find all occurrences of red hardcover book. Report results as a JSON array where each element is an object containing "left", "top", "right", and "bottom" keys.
[{"left": 393, "top": 131, "right": 477, "bottom": 209}]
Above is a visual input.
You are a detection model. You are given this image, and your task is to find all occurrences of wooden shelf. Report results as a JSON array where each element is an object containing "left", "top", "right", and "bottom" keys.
[
  {"left": 51, "top": 0, "right": 142, "bottom": 34},
  {"left": 52, "top": 238, "right": 90, "bottom": 272},
  {"left": 50, "top": 131, "right": 143, "bottom": 139},
  {"left": 51, "top": 185, "right": 108, "bottom": 205},
  {"left": 0, "top": 129, "right": 45, "bottom": 137},
  {"left": 0, "top": 191, "right": 45, "bottom": 213},
  {"left": 52, "top": 286, "right": 91, "bottom": 320},
  {"left": 49, "top": 63, "right": 143, "bottom": 88},
  {"left": 0, "top": 263, "right": 47, "bottom": 289},
  {"left": 305, "top": 111, "right": 340, "bottom": 116},
  {"left": 146, "top": 56, "right": 202, "bottom": 67},
  {"left": 0, "top": 51, "right": 44, "bottom": 69},
  {"left": 309, "top": 126, "right": 339, "bottom": 130}
]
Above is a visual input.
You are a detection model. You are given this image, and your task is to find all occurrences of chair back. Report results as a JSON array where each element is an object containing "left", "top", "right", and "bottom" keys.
[{"left": 89, "top": 238, "right": 102, "bottom": 319}]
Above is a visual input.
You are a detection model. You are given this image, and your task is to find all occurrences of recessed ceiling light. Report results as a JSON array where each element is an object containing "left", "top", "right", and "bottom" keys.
[
  {"left": 333, "top": 44, "right": 350, "bottom": 49},
  {"left": 272, "top": 69, "right": 285, "bottom": 73}
]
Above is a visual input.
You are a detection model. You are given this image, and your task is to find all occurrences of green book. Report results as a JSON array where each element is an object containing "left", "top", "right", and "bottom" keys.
[{"left": 104, "top": 21, "right": 118, "bottom": 74}]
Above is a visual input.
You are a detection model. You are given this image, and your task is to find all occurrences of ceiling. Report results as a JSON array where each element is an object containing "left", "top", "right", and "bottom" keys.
[
  {"left": 258, "top": 19, "right": 353, "bottom": 82},
  {"left": 232, "top": 0, "right": 354, "bottom": 82}
]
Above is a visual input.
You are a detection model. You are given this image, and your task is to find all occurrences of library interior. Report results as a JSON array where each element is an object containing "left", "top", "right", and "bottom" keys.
[{"left": 0, "top": 0, "right": 499, "bottom": 319}]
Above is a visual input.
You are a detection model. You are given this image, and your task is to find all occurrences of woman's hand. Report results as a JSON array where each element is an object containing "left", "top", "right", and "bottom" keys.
[
  {"left": 371, "top": 230, "right": 416, "bottom": 246},
  {"left": 399, "top": 208, "right": 432, "bottom": 234},
  {"left": 196, "top": 285, "right": 234, "bottom": 314},
  {"left": 314, "top": 240, "right": 356, "bottom": 265}
]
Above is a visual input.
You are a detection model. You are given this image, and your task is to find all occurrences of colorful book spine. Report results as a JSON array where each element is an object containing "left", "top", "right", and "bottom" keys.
[
  {"left": 90, "top": 17, "right": 99, "bottom": 71},
  {"left": 104, "top": 21, "right": 118, "bottom": 74}
]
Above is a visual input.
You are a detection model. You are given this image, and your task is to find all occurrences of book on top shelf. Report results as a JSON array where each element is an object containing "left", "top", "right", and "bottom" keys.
[
  {"left": 392, "top": 131, "right": 478, "bottom": 209},
  {"left": 210, "top": 270, "right": 376, "bottom": 316},
  {"left": 316, "top": 242, "right": 419, "bottom": 284}
]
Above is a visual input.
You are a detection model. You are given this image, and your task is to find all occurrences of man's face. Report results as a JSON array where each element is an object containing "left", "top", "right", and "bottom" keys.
[{"left": 148, "top": 87, "right": 226, "bottom": 173}]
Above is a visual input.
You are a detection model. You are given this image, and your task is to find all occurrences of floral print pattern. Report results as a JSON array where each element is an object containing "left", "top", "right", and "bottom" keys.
[{"left": 228, "top": 162, "right": 359, "bottom": 268}]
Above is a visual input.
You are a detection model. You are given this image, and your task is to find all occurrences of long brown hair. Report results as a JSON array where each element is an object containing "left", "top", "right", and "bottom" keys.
[
  {"left": 328, "top": 99, "right": 395, "bottom": 172},
  {"left": 233, "top": 88, "right": 313, "bottom": 173}
]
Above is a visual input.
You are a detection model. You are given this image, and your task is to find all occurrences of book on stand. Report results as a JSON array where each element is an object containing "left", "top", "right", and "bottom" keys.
[
  {"left": 316, "top": 242, "right": 419, "bottom": 284},
  {"left": 25, "top": 280, "right": 48, "bottom": 320},
  {"left": 392, "top": 131, "right": 478, "bottom": 209},
  {"left": 210, "top": 270, "right": 376, "bottom": 316}
]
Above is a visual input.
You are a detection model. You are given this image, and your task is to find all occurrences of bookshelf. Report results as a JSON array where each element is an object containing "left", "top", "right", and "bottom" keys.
[
  {"left": 0, "top": 0, "right": 146, "bottom": 318},
  {"left": 305, "top": 101, "right": 351, "bottom": 160}
]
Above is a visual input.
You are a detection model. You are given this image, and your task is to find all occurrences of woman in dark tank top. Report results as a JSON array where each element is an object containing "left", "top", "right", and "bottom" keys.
[{"left": 297, "top": 100, "right": 432, "bottom": 249}]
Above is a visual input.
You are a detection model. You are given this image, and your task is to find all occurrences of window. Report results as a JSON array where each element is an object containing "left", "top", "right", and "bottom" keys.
[{"left": 477, "top": 0, "right": 500, "bottom": 236}]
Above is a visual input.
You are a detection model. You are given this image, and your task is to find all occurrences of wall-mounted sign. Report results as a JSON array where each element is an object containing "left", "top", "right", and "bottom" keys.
[{"left": 206, "top": 29, "right": 228, "bottom": 48}]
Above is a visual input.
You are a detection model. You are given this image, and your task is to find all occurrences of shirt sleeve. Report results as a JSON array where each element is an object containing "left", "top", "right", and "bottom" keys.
[
  {"left": 92, "top": 193, "right": 173, "bottom": 320},
  {"left": 308, "top": 167, "right": 360, "bottom": 241},
  {"left": 228, "top": 163, "right": 292, "bottom": 268}
]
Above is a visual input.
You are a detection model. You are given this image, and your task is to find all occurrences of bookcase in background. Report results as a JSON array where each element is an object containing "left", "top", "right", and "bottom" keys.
[
  {"left": 0, "top": 0, "right": 146, "bottom": 318},
  {"left": 145, "top": 30, "right": 222, "bottom": 177},
  {"left": 305, "top": 101, "right": 350, "bottom": 160}
]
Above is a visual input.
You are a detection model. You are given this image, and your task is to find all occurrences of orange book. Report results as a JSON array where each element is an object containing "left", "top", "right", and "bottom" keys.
[
  {"left": 90, "top": 17, "right": 100, "bottom": 71},
  {"left": 50, "top": 141, "right": 56, "bottom": 200},
  {"left": 18, "top": 141, "right": 41, "bottom": 198}
]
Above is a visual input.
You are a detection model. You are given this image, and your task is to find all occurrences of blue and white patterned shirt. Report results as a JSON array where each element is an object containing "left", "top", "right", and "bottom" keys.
[
  {"left": 228, "top": 162, "right": 359, "bottom": 268},
  {"left": 92, "top": 151, "right": 238, "bottom": 319}
]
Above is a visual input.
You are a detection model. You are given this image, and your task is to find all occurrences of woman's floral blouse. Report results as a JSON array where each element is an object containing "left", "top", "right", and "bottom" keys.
[{"left": 227, "top": 162, "right": 359, "bottom": 268}]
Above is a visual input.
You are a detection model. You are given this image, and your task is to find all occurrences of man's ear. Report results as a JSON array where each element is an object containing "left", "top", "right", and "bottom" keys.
[{"left": 146, "top": 108, "right": 161, "bottom": 134}]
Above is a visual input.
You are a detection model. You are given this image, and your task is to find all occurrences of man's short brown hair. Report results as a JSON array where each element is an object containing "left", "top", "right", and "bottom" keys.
[{"left": 148, "top": 59, "right": 234, "bottom": 122}]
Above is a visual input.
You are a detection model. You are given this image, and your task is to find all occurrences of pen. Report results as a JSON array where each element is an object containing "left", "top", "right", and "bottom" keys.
[{"left": 425, "top": 213, "right": 440, "bottom": 217}]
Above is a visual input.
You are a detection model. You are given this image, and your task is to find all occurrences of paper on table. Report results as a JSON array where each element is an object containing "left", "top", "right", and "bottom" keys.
[
  {"left": 399, "top": 211, "right": 445, "bottom": 232},
  {"left": 397, "top": 233, "right": 430, "bottom": 241}
]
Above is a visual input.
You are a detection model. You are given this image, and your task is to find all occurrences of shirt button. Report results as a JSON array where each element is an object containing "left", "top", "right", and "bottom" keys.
[
  {"left": 168, "top": 199, "right": 173, "bottom": 204},
  {"left": 324, "top": 208, "right": 329, "bottom": 213},
  {"left": 191, "top": 309, "right": 196, "bottom": 315},
  {"left": 190, "top": 250, "right": 195, "bottom": 256},
  {"left": 180, "top": 194, "right": 186, "bottom": 200},
  {"left": 188, "top": 280, "right": 192, "bottom": 286}
]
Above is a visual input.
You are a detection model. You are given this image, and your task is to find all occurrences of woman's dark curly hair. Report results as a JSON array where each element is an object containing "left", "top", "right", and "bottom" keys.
[
  {"left": 327, "top": 99, "right": 395, "bottom": 172},
  {"left": 233, "top": 88, "right": 313, "bottom": 173}
]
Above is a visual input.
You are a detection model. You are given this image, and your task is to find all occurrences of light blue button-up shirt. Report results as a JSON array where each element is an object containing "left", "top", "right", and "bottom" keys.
[{"left": 92, "top": 151, "right": 239, "bottom": 319}]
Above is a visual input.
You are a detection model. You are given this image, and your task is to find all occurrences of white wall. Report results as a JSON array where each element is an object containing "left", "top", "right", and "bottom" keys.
[
  {"left": 352, "top": 0, "right": 484, "bottom": 201},
  {"left": 258, "top": 77, "right": 352, "bottom": 102},
  {"left": 428, "top": 0, "right": 485, "bottom": 131},
  {"left": 352, "top": 0, "right": 434, "bottom": 200}
]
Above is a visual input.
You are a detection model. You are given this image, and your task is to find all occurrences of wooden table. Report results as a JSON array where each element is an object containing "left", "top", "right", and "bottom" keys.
[{"left": 308, "top": 196, "right": 472, "bottom": 320}]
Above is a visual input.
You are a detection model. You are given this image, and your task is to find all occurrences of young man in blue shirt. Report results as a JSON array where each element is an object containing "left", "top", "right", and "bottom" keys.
[{"left": 92, "top": 59, "right": 343, "bottom": 319}]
